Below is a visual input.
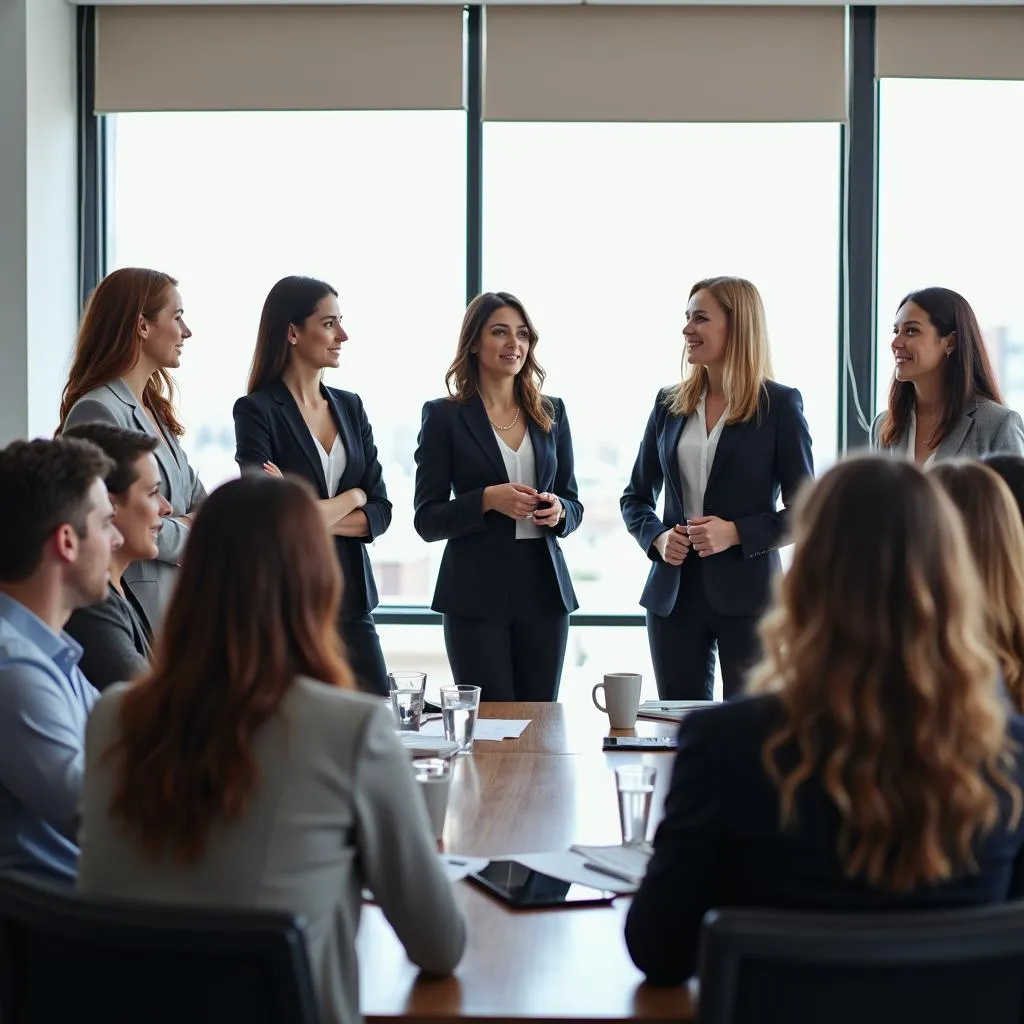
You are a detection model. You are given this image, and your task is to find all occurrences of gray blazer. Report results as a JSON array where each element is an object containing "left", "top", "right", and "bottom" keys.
[
  {"left": 77, "top": 678, "right": 466, "bottom": 1024},
  {"left": 64, "top": 584, "right": 152, "bottom": 693},
  {"left": 871, "top": 399, "right": 1024, "bottom": 461},
  {"left": 62, "top": 379, "right": 207, "bottom": 625}
]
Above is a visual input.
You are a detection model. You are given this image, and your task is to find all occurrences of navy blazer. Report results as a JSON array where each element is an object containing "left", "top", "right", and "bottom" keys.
[
  {"left": 413, "top": 394, "right": 582, "bottom": 618},
  {"left": 625, "top": 695, "right": 1024, "bottom": 986},
  {"left": 620, "top": 381, "right": 813, "bottom": 618},
  {"left": 233, "top": 379, "right": 392, "bottom": 617}
]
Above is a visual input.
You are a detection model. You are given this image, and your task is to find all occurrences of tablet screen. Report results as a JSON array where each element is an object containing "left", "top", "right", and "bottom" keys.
[{"left": 469, "top": 859, "right": 615, "bottom": 908}]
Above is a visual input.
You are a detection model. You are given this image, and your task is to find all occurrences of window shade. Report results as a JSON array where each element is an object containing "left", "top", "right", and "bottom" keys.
[
  {"left": 483, "top": 5, "right": 847, "bottom": 123},
  {"left": 95, "top": 5, "right": 465, "bottom": 113}
]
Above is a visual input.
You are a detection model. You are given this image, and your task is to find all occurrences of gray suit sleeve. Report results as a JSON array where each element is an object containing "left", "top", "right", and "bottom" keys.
[
  {"left": 353, "top": 704, "right": 466, "bottom": 974},
  {"left": 62, "top": 397, "right": 121, "bottom": 431},
  {"left": 991, "top": 409, "right": 1024, "bottom": 457},
  {"left": 156, "top": 444, "right": 206, "bottom": 567}
]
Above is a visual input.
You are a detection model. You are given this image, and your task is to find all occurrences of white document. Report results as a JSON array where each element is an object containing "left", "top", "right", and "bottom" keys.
[{"left": 418, "top": 719, "right": 531, "bottom": 741}]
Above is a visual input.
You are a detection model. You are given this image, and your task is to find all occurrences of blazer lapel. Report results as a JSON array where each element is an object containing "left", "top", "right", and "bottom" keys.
[
  {"left": 271, "top": 379, "right": 328, "bottom": 497},
  {"left": 935, "top": 402, "right": 978, "bottom": 459},
  {"left": 461, "top": 395, "right": 508, "bottom": 482},
  {"left": 111, "top": 379, "right": 181, "bottom": 487},
  {"left": 324, "top": 387, "right": 361, "bottom": 496},
  {"left": 527, "top": 418, "right": 551, "bottom": 491},
  {"left": 662, "top": 413, "right": 686, "bottom": 509}
]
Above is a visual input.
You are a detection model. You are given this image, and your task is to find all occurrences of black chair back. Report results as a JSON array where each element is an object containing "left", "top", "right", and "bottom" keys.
[
  {"left": 0, "top": 873, "right": 320, "bottom": 1024},
  {"left": 699, "top": 903, "right": 1024, "bottom": 1024}
]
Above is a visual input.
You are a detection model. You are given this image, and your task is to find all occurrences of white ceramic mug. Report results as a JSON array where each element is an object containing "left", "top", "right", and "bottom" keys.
[{"left": 592, "top": 672, "right": 643, "bottom": 729}]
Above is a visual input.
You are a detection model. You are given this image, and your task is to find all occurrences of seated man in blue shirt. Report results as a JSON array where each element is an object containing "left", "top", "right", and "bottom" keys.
[{"left": 0, "top": 437, "right": 122, "bottom": 883}]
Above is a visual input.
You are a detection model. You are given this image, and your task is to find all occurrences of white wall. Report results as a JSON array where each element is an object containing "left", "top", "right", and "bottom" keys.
[{"left": 0, "top": 0, "right": 77, "bottom": 445}]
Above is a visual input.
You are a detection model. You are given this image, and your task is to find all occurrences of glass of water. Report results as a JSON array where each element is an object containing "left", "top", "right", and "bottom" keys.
[
  {"left": 388, "top": 671, "right": 426, "bottom": 697},
  {"left": 390, "top": 688, "right": 423, "bottom": 731},
  {"left": 615, "top": 764, "right": 656, "bottom": 846},
  {"left": 440, "top": 684, "right": 481, "bottom": 753}
]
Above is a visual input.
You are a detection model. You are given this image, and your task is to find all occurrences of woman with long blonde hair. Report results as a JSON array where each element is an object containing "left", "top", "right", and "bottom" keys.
[
  {"left": 413, "top": 291, "right": 582, "bottom": 701},
  {"left": 621, "top": 276, "right": 813, "bottom": 698},
  {"left": 931, "top": 460, "right": 1024, "bottom": 713},
  {"left": 625, "top": 456, "right": 1024, "bottom": 987}
]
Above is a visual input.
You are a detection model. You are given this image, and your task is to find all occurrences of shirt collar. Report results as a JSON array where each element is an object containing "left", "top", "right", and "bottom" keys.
[{"left": 0, "top": 592, "right": 84, "bottom": 674}]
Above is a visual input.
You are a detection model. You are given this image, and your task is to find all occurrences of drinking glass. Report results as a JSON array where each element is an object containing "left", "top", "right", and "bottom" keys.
[
  {"left": 615, "top": 764, "right": 656, "bottom": 846},
  {"left": 388, "top": 671, "right": 427, "bottom": 696},
  {"left": 440, "top": 684, "right": 482, "bottom": 753},
  {"left": 390, "top": 687, "right": 423, "bottom": 732},
  {"left": 412, "top": 757, "right": 452, "bottom": 840}
]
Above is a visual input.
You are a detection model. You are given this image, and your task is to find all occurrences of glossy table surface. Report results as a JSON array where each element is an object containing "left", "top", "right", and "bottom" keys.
[{"left": 358, "top": 700, "right": 697, "bottom": 1022}]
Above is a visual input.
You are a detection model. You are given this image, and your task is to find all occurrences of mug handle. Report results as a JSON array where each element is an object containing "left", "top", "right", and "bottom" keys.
[{"left": 592, "top": 683, "right": 607, "bottom": 713}]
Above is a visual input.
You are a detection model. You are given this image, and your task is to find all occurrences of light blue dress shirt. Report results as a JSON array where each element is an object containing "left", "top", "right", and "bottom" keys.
[{"left": 0, "top": 592, "right": 98, "bottom": 883}]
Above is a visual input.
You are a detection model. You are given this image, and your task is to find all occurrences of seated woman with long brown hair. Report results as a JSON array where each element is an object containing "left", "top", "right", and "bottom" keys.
[
  {"left": 625, "top": 456, "right": 1024, "bottom": 986},
  {"left": 76, "top": 475, "right": 465, "bottom": 1024},
  {"left": 930, "top": 460, "right": 1024, "bottom": 713}
]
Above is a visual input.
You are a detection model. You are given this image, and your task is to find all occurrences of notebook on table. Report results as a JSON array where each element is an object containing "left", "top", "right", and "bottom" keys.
[
  {"left": 636, "top": 700, "right": 714, "bottom": 722},
  {"left": 568, "top": 843, "right": 653, "bottom": 887}
]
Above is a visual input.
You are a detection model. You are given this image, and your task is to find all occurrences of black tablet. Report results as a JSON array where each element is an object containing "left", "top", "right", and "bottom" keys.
[{"left": 468, "top": 859, "right": 616, "bottom": 908}]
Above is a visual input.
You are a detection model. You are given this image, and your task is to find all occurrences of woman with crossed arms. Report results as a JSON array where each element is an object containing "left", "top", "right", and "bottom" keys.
[{"left": 621, "top": 276, "right": 813, "bottom": 701}]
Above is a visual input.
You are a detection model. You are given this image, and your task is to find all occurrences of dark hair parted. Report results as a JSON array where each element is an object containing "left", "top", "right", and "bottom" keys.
[
  {"left": 62, "top": 423, "right": 158, "bottom": 497},
  {"left": 881, "top": 287, "right": 1003, "bottom": 449},
  {"left": 247, "top": 276, "right": 338, "bottom": 394},
  {"left": 105, "top": 475, "right": 355, "bottom": 865},
  {"left": 984, "top": 454, "right": 1024, "bottom": 526},
  {"left": 749, "top": 455, "right": 1020, "bottom": 891},
  {"left": 0, "top": 438, "right": 114, "bottom": 582},
  {"left": 446, "top": 291, "right": 554, "bottom": 432},
  {"left": 59, "top": 268, "right": 185, "bottom": 436}
]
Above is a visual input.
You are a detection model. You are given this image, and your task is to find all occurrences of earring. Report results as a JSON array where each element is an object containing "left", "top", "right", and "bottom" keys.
[
  {"left": 946, "top": 350, "right": 952, "bottom": 358},
  {"left": 289, "top": 339, "right": 297, "bottom": 346}
]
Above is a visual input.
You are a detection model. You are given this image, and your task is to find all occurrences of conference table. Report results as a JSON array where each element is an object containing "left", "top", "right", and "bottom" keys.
[{"left": 357, "top": 700, "right": 698, "bottom": 1023}]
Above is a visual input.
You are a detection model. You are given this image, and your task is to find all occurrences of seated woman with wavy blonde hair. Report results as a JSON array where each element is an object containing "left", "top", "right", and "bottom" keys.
[
  {"left": 930, "top": 460, "right": 1024, "bottom": 713},
  {"left": 625, "top": 456, "right": 1024, "bottom": 986}
]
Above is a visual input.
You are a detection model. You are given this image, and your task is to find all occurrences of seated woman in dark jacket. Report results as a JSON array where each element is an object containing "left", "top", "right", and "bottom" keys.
[
  {"left": 64, "top": 423, "right": 170, "bottom": 690},
  {"left": 626, "top": 455, "right": 1024, "bottom": 985}
]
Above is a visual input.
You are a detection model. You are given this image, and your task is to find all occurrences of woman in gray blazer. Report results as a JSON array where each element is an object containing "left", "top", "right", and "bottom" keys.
[
  {"left": 77, "top": 475, "right": 465, "bottom": 1024},
  {"left": 872, "top": 286, "right": 1024, "bottom": 464},
  {"left": 58, "top": 268, "right": 206, "bottom": 626}
]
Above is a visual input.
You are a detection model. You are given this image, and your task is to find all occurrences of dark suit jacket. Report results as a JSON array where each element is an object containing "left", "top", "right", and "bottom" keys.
[
  {"left": 233, "top": 379, "right": 392, "bottom": 617},
  {"left": 620, "top": 381, "right": 813, "bottom": 618},
  {"left": 625, "top": 695, "right": 1024, "bottom": 985},
  {"left": 64, "top": 583, "right": 153, "bottom": 692},
  {"left": 413, "top": 394, "right": 582, "bottom": 618}
]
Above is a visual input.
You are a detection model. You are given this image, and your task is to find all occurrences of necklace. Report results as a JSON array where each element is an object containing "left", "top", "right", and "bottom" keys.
[{"left": 488, "top": 406, "right": 521, "bottom": 432}]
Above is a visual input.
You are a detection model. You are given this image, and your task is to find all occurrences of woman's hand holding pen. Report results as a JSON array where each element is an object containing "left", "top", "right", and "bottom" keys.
[
  {"left": 687, "top": 516, "right": 739, "bottom": 556},
  {"left": 654, "top": 524, "right": 691, "bottom": 565}
]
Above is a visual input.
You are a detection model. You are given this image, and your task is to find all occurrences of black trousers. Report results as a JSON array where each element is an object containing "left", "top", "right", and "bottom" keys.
[
  {"left": 646, "top": 556, "right": 761, "bottom": 701},
  {"left": 442, "top": 539, "right": 570, "bottom": 702},
  {"left": 341, "top": 612, "right": 388, "bottom": 697}
]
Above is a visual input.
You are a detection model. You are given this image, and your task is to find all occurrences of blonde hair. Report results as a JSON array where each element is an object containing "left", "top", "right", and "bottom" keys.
[
  {"left": 666, "top": 276, "right": 774, "bottom": 423},
  {"left": 748, "top": 456, "right": 1020, "bottom": 891},
  {"left": 930, "top": 461, "right": 1024, "bottom": 714}
]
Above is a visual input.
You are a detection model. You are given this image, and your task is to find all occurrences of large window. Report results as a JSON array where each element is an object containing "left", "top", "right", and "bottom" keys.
[
  {"left": 110, "top": 110, "right": 467, "bottom": 606},
  {"left": 876, "top": 80, "right": 1024, "bottom": 413},
  {"left": 484, "top": 122, "right": 842, "bottom": 612}
]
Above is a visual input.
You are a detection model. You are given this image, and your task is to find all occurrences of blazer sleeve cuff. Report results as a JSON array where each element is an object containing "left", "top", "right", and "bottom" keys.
[
  {"left": 733, "top": 513, "right": 783, "bottom": 560},
  {"left": 639, "top": 519, "right": 669, "bottom": 560}
]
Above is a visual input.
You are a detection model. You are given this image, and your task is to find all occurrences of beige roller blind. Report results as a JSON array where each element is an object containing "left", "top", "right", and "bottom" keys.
[
  {"left": 877, "top": 6, "right": 1024, "bottom": 80},
  {"left": 484, "top": 6, "right": 847, "bottom": 123},
  {"left": 95, "top": 5, "right": 464, "bottom": 113}
]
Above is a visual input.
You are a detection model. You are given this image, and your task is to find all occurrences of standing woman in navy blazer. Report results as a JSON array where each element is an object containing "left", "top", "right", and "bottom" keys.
[
  {"left": 233, "top": 277, "right": 392, "bottom": 696},
  {"left": 414, "top": 292, "right": 582, "bottom": 702},
  {"left": 621, "top": 277, "right": 813, "bottom": 701}
]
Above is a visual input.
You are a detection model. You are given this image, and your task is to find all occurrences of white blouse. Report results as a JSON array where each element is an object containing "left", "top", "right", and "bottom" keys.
[
  {"left": 312, "top": 430, "right": 348, "bottom": 496},
  {"left": 906, "top": 410, "right": 937, "bottom": 468},
  {"left": 493, "top": 429, "right": 543, "bottom": 540},
  {"left": 677, "top": 394, "right": 729, "bottom": 521}
]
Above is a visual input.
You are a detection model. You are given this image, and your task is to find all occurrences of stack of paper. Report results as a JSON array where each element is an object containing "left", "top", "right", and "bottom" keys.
[
  {"left": 636, "top": 700, "right": 713, "bottom": 722},
  {"left": 419, "top": 719, "right": 531, "bottom": 741},
  {"left": 569, "top": 843, "right": 653, "bottom": 886}
]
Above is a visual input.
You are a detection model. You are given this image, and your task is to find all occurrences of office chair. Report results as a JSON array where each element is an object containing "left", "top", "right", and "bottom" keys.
[
  {"left": 699, "top": 902, "right": 1024, "bottom": 1024},
  {"left": 0, "top": 872, "right": 320, "bottom": 1023}
]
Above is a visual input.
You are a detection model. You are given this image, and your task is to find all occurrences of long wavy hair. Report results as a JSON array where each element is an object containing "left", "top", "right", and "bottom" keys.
[
  {"left": 880, "top": 287, "right": 1003, "bottom": 449},
  {"left": 59, "top": 268, "right": 185, "bottom": 436},
  {"left": 247, "top": 276, "right": 338, "bottom": 395},
  {"left": 930, "top": 461, "right": 1024, "bottom": 714},
  {"left": 665, "top": 276, "right": 774, "bottom": 424},
  {"left": 106, "top": 475, "right": 355, "bottom": 865},
  {"left": 445, "top": 291, "right": 553, "bottom": 432},
  {"left": 748, "top": 456, "right": 1020, "bottom": 891}
]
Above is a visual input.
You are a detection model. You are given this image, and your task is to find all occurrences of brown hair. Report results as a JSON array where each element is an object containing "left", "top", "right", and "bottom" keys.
[
  {"left": 666, "top": 276, "right": 774, "bottom": 424},
  {"left": 445, "top": 291, "right": 553, "bottom": 432},
  {"left": 62, "top": 423, "right": 158, "bottom": 497},
  {"left": 930, "top": 461, "right": 1024, "bottom": 714},
  {"left": 880, "top": 287, "right": 1003, "bottom": 449},
  {"left": 749, "top": 456, "right": 1020, "bottom": 890},
  {"left": 247, "top": 276, "right": 338, "bottom": 394},
  {"left": 58, "top": 268, "right": 185, "bottom": 436},
  {"left": 106, "top": 475, "right": 355, "bottom": 865}
]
